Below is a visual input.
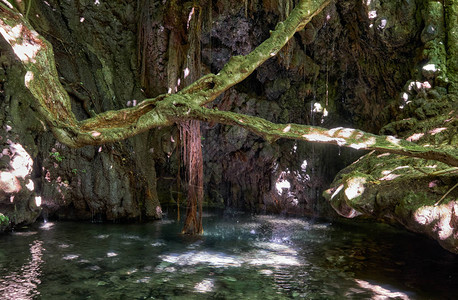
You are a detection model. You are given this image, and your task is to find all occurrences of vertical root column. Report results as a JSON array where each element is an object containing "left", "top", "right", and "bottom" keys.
[{"left": 181, "top": 120, "right": 203, "bottom": 234}]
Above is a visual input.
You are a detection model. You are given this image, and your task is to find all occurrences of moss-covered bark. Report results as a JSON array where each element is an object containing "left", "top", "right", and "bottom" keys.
[
  {"left": 191, "top": 106, "right": 458, "bottom": 166},
  {"left": 324, "top": 149, "right": 458, "bottom": 253},
  {"left": 445, "top": 0, "right": 458, "bottom": 93},
  {"left": 0, "top": 0, "right": 457, "bottom": 168}
]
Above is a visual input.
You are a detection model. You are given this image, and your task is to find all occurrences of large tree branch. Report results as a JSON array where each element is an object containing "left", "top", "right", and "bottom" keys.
[
  {"left": 190, "top": 106, "right": 458, "bottom": 167},
  {"left": 0, "top": 0, "right": 331, "bottom": 144},
  {"left": 178, "top": 0, "right": 332, "bottom": 105},
  {"left": 1, "top": 0, "right": 457, "bottom": 167}
]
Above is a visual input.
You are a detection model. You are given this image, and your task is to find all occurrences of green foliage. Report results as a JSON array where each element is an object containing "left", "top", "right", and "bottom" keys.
[
  {"left": 0, "top": 213, "right": 9, "bottom": 226},
  {"left": 71, "top": 168, "right": 87, "bottom": 174},
  {"left": 72, "top": 168, "right": 87, "bottom": 175},
  {"left": 49, "top": 151, "right": 64, "bottom": 162}
]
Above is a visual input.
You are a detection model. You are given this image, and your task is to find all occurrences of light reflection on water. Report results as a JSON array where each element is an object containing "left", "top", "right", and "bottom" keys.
[
  {"left": 0, "top": 240, "right": 43, "bottom": 299},
  {"left": 0, "top": 213, "right": 457, "bottom": 299}
]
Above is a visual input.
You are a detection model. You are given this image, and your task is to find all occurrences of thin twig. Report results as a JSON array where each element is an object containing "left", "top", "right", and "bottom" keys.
[{"left": 434, "top": 182, "right": 458, "bottom": 206}]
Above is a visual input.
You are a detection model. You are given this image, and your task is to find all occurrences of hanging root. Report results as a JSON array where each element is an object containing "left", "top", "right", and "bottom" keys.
[{"left": 180, "top": 120, "right": 204, "bottom": 234}]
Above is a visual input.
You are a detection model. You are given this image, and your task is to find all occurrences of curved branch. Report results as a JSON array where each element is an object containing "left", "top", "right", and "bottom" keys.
[
  {"left": 189, "top": 106, "right": 458, "bottom": 167},
  {"left": 0, "top": 1, "right": 74, "bottom": 124},
  {"left": 179, "top": 0, "right": 332, "bottom": 105},
  {"left": 1, "top": 0, "right": 457, "bottom": 167},
  {"left": 0, "top": 0, "right": 331, "bottom": 145}
]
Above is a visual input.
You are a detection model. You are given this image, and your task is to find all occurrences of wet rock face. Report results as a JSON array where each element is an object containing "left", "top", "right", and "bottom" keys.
[
  {"left": 37, "top": 141, "right": 142, "bottom": 221},
  {"left": 315, "top": 0, "right": 420, "bottom": 132},
  {"left": 0, "top": 138, "right": 40, "bottom": 230},
  {"left": 324, "top": 150, "right": 458, "bottom": 253},
  {"left": 33, "top": 0, "right": 163, "bottom": 221},
  {"left": 0, "top": 44, "right": 41, "bottom": 229},
  {"left": 0, "top": 0, "right": 164, "bottom": 227},
  {"left": 198, "top": 0, "right": 422, "bottom": 214},
  {"left": 1, "top": 0, "right": 453, "bottom": 233},
  {"left": 324, "top": 62, "right": 456, "bottom": 255}
]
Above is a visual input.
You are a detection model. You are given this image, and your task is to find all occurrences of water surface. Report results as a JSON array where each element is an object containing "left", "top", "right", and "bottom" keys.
[{"left": 1, "top": 213, "right": 457, "bottom": 299}]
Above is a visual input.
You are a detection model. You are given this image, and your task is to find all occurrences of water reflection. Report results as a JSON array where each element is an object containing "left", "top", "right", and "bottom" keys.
[
  {"left": 0, "top": 240, "right": 43, "bottom": 299},
  {"left": 194, "top": 278, "right": 215, "bottom": 293},
  {"left": 355, "top": 279, "right": 411, "bottom": 299},
  {"left": 0, "top": 214, "right": 457, "bottom": 299},
  {"left": 40, "top": 221, "right": 55, "bottom": 230},
  {"left": 160, "top": 251, "right": 241, "bottom": 268}
]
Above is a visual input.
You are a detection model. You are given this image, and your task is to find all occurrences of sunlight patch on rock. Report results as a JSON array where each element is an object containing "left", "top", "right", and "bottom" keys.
[
  {"left": 349, "top": 137, "right": 376, "bottom": 150},
  {"left": 423, "top": 64, "right": 438, "bottom": 72},
  {"left": 386, "top": 136, "right": 400, "bottom": 146},
  {"left": 9, "top": 142, "right": 33, "bottom": 179},
  {"left": 344, "top": 177, "right": 366, "bottom": 200},
  {"left": 330, "top": 184, "right": 344, "bottom": 200},
  {"left": 282, "top": 124, "right": 291, "bottom": 133},
  {"left": 428, "top": 127, "right": 447, "bottom": 135},
  {"left": 276, "top": 178, "right": 291, "bottom": 195},
  {"left": 379, "top": 173, "right": 400, "bottom": 181},
  {"left": 26, "top": 179, "right": 35, "bottom": 191},
  {"left": 0, "top": 171, "right": 21, "bottom": 193},
  {"left": 302, "top": 133, "right": 346, "bottom": 146},
  {"left": 335, "top": 128, "right": 355, "bottom": 138},
  {"left": 0, "top": 24, "right": 41, "bottom": 63},
  {"left": 406, "top": 133, "right": 424, "bottom": 142},
  {"left": 414, "top": 202, "right": 457, "bottom": 240},
  {"left": 24, "top": 71, "right": 34, "bottom": 88}
]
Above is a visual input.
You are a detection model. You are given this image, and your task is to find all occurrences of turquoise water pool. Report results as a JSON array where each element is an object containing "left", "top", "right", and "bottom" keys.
[{"left": 1, "top": 213, "right": 456, "bottom": 299}]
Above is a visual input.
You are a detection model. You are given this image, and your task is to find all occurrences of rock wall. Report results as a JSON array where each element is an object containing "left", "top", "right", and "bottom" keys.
[
  {"left": 198, "top": 0, "right": 420, "bottom": 215},
  {"left": 323, "top": 0, "right": 458, "bottom": 253},
  {"left": 1, "top": 0, "right": 163, "bottom": 228}
]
